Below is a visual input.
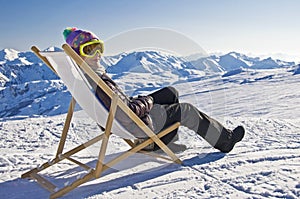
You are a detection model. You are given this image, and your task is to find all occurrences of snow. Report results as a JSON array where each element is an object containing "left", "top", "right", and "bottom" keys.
[
  {"left": 3, "top": 48, "right": 19, "bottom": 61},
  {"left": 0, "top": 48, "right": 300, "bottom": 198},
  {"left": 293, "top": 65, "right": 300, "bottom": 75},
  {"left": 19, "top": 57, "right": 33, "bottom": 65}
]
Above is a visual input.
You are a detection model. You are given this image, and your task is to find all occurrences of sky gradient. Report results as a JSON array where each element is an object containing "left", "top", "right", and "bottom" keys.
[{"left": 1, "top": 0, "right": 299, "bottom": 61}]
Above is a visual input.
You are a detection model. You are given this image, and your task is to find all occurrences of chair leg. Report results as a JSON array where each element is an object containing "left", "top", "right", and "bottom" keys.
[
  {"left": 141, "top": 122, "right": 182, "bottom": 164},
  {"left": 21, "top": 133, "right": 105, "bottom": 179},
  {"left": 123, "top": 139, "right": 135, "bottom": 147},
  {"left": 94, "top": 94, "right": 119, "bottom": 178},
  {"left": 56, "top": 98, "right": 76, "bottom": 157},
  {"left": 102, "top": 122, "right": 182, "bottom": 171}
]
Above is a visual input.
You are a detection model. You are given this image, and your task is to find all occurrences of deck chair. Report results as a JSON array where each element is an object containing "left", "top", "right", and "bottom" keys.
[{"left": 21, "top": 44, "right": 182, "bottom": 198}]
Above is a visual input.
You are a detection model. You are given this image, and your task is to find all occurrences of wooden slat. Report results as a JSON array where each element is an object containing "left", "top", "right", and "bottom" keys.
[
  {"left": 50, "top": 171, "right": 94, "bottom": 199},
  {"left": 65, "top": 157, "right": 91, "bottom": 171},
  {"left": 22, "top": 159, "right": 58, "bottom": 179},
  {"left": 56, "top": 98, "right": 76, "bottom": 157},
  {"left": 61, "top": 133, "right": 105, "bottom": 160},
  {"left": 94, "top": 94, "right": 119, "bottom": 178},
  {"left": 30, "top": 173, "right": 57, "bottom": 193},
  {"left": 31, "top": 46, "right": 77, "bottom": 160},
  {"left": 31, "top": 46, "right": 57, "bottom": 74},
  {"left": 21, "top": 134, "right": 104, "bottom": 179},
  {"left": 123, "top": 139, "right": 135, "bottom": 148},
  {"left": 103, "top": 122, "right": 182, "bottom": 171}
]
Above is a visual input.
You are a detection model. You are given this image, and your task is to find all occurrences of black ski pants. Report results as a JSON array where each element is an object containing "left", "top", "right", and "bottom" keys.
[{"left": 149, "top": 86, "right": 232, "bottom": 150}]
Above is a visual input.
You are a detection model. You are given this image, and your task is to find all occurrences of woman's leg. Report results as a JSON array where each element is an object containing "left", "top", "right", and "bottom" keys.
[
  {"left": 150, "top": 102, "right": 244, "bottom": 153},
  {"left": 178, "top": 102, "right": 244, "bottom": 152},
  {"left": 149, "top": 86, "right": 179, "bottom": 105},
  {"left": 150, "top": 102, "right": 182, "bottom": 150},
  {"left": 148, "top": 86, "right": 180, "bottom": 149}
]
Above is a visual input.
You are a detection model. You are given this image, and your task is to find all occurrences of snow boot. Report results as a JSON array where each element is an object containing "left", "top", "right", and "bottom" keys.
[{"left": 215, "top": 126, "right": 245, "bottom": 153}]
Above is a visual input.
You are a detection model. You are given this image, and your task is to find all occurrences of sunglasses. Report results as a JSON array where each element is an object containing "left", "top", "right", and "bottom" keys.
[{"left": 79, "top": 40, "right": 104, "bottom": 58}]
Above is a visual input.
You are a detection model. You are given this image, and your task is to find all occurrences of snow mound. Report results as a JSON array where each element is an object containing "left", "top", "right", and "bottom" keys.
[
  {"left": 222, "top": 68, "right": 246, "bottom": 77},
  {"left": 293, "top": 64, "right": 300, "bottom": 75}
]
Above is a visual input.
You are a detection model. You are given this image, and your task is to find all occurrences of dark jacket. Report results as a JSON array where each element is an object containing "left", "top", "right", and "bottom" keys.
[{"left": 95, "top": 73, "right": 154, "bottom": 138}]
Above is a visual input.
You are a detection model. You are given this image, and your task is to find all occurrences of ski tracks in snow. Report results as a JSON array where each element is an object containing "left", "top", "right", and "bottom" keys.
[{"left": 0, "top": 115, "right": 299, "bottom": 198}]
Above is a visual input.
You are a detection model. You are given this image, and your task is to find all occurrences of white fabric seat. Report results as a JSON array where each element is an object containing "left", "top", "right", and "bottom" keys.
[{"left": 42, "top": 51, "right": 135, "bottom": 139}]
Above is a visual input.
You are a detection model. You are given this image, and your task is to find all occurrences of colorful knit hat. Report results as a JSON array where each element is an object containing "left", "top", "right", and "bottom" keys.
[{"left": 63, "top": 27, "right": 100, "bottom": 53}]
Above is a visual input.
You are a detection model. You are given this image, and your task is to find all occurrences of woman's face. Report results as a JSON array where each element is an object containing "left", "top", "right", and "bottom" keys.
[
  {"left": 81, "top": 52, "right": 101, "bottom": 68},
  {"left": 79, "top": 40, "right": 103, "bottom": 68}
]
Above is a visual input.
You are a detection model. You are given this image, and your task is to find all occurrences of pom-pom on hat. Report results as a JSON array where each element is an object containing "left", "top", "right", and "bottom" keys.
[{"left": 63, "top": 27, "right": 100, "bottom": 54}]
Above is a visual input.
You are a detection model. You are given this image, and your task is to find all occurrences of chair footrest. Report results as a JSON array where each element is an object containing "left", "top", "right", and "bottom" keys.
[{"left": 30, "top": 173, "right": 57, "bottom": 193}]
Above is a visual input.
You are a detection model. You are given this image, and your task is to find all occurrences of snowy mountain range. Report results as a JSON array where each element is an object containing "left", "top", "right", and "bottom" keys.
[{"left": 0, "top": 47, "right": 298, "bottom": 119}]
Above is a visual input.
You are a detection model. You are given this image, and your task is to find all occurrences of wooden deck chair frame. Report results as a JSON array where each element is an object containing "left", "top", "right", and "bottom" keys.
[{"left": 21, "top": 44, "right": 182, "bottom": 198}]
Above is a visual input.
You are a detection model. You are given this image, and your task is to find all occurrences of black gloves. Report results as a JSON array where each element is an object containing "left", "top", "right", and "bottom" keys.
[{"left": 129, "top": 95, "right": 154, "bottom": 117}]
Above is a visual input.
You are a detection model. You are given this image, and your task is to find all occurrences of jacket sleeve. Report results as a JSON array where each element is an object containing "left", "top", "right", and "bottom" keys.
[
  {"left": 100, "top": 73, "right": 154, "bottom": 118},
  {"left": 94, "top": 73, "right": 155, "bottom": 136},
  {"left": 128, "top": 95, "right": 154, "bottom": 118}
]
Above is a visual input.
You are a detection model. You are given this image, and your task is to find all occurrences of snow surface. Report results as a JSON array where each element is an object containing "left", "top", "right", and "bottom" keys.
[{"left": 0, "top": 48, "right": 299, "bottom": 198}]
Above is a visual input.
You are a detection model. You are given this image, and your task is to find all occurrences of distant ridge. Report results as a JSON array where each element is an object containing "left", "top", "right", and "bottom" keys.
[{"left": 0, "top": 47, "right": 298, "bottom": 118}]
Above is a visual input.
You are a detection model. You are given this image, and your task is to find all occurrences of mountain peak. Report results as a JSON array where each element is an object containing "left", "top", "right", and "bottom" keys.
[
  {"left": 0, "top": 48, "right": 20, "bottom": 61},
  {"left": 228, "top": 51, "right": 241, "bottom": 57},
  {"left": 106, "top": 50, "right": 192, "bottom": 74},
  {"left": 43, "top": 46, "right": 62, "bottom": 52}
]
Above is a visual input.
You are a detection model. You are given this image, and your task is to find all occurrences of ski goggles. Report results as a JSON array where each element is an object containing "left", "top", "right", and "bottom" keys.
[{"left": 79, "top": 40, "right": 104, "bottom": 58}]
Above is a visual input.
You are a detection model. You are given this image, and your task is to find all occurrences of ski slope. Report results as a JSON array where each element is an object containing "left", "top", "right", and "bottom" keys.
[{"left": 0, "top": 68, "right": 299, "bottom": 198}]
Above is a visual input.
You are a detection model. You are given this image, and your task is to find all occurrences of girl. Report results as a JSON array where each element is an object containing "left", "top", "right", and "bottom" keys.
[{"left": 63, "top": 27, "right": 245, "bottom": 153}]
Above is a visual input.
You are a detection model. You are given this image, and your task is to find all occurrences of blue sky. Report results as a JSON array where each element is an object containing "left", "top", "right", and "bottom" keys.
[{"left": 1, "top": 0, "right": 299, "bottom": 60}]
